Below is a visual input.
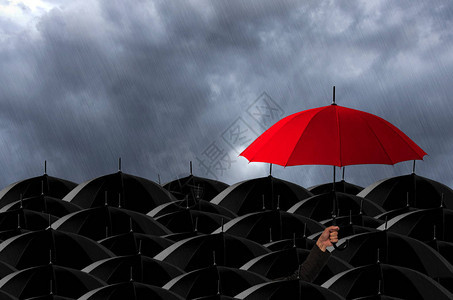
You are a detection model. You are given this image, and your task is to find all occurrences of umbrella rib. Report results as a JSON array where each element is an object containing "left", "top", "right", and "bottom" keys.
[
  {"left": 285, "top": 108, "right": 326, "bottom": 167},
  {"left": 358, "top": 114, "right": 394, "bottom": 165}
]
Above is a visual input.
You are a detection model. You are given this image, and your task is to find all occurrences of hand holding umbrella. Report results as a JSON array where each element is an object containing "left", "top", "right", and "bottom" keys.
[{"left": 316, "top": 226, "right": 339, "bottom": 252}]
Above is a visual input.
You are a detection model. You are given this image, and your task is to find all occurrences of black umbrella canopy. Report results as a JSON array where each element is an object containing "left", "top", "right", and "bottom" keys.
[
  {"left": 25, "top": 296, "right": 75, "bottom": 300},
  {"left": 83, "top": 253, "right": 184, "bottom": 287},
  {"left": 287, "top": 191, "right": 385, "bottom": 221},
  {"left": 309, "top": 179, "right": 364, "bottom": 196},
  {"left": 357, "top": 174, "right": 453, "bottom": 210},
  {"left": 0, "top": 260, "right": 16, "bottom": 279},
  {"left": 163, "top": 265, "right": 268, "bottom": 299},
  {"left": 0, "top": 209, "right": 58, "bottom": 231},
  {"left": 211, "top": 176, "right": 313, "bottom": 216},
  {"left": 263, "top": 235, "right": 317, "bottom": 252},
  {"left": 78, "top": 281, "right": 184, "bottom": 300},
  {"left": 321, "top": 263, "right": 453, "bottom": 300},
  {"left": 377, "top": 207, "right": 453, "bottom": 242},
  {"left": 374, "top": 205, "right": 419, "bottom": 221},
  {"left": 240, "top": 247, "right": 352, "bottom": 284},
  {"left": 162, "top": 231, "right": 204, "bottom": 242},
  {"left": 51, "top": 205, "right": 171, "bottom": 241},
  {"left": 0, "top": 264, "right": 106, "bottom": 299},
  {"left": 331, "top": 230, "right": 453, "bottom": 290},
  {"left": 0, "top": 174, "right": 77, "bottom": 209},
  {"left": 426, "top": 238, "right": 453, "bottom": 266},
  {"left": 0, "top": 228, "right": 29, "bottom": 241},
  {"left": 212, "top": 210, "right": 325, "bottom": 244},
  {"left": 192, "top": 296, "right": 236, "bottom": 300},
  {"left": 163, "top": 170, "right": 229, "bottom": 201},
  {"left": 351, "top": 296, "right": 406, "bottom": 300},
  {"left": 148, "top": 199, "right": 237, "bottom": 219},
  {"left": 235, "top": 279, "right": 345, "bottom": 300},
  {"left": 0, "top": 290, "right": 17, "bottom": 300},
  {"left": 0, "top": 195, "right": 81, "bottom": 217},
  {"left": 63, "top": 171, "right": 174, "bottom": 213},
  {"left": 98, "top": 231, "right": 174, "bottom": 257},
  {"left": 0, "top": 228, "right": 114, "bottom": 270},
  {"left": 154, "top": 232, "right": 270, "bottom": 272},
  {"left": 155, "top": 209, "right": 232, "bottom": 234}
]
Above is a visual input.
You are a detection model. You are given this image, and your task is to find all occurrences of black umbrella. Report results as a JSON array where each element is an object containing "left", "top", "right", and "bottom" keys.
[
  {"left": 192, "top": 296, "right": 236, "bottom": 300},
  {"left": 0, "top": 290, "right": 17, "bottom": 300},
  {"left": 211, "top": 176, "right": 313, "bottom": 216},
  {"left": 163, "top": 165, "right": 229, "bottom": 201},
  {"left": 351, "top": 296, "right": 406, "bottom": 300},
  {"left": 83, "top": 253, "right": 184, "bottom": 286},
  {"left": 78, "top": 281, "right": 183, "bottom": 300},
  {"left": 377, "top": 207, "right": 453, "bottom": 242},
  {"left": 235, "top": 279, "right": 345, "bottom": 300},
  {"left": 0, "top": 228, "right": 29, "bottom": 241},
  {"left": 0, "top": 173, "right": 77, "bottom": 209},
  {"left": 163, "top": 265, "right": 268, "bottom": 299},
  {"left": 98, "top": 231, "right": 174, "bottom": 257},
  {"left": 357, "top": 173, "right": 453, "bottom": 210},
  {"left": 63, "top": 170, "right": 174, "bottom": 213},
  {"left": 0, "top": 264, "right": 106, "bottom": 299},
  {"left": 0, "top": 195, "right": 81, "bottom": 217},
  {"left": 0, "top": 260, "right": 16, "bottom": 279},
  {"left": 240, "top": 247, "right": 352, "bottom": 284},
  {"left": 0, "top": 208, "right": 58, "bottom": 231},
  {"left": 212, "top": 210, "right": 325, "bottom": 244},
  {"left": 24, "top": 296, "right": 74, "bottom": 300},
  {"left": 264, "top": 235, "right": 317, "bottom": 251},
  {"left": 163, "top": 231, "right": 204, "bottom": 242},
  {"left": 330, "top": 230, "right": 453, "bottom": 291},
  {"left": 154, "top": 232, "right": 270, "bottom": 272},
  {"left": 148, "top": 199, "right": 237, "bottom": 219},
  {"left": 287, "top": 191, "right": 384, "bottom": 221},
  {"left": 321, "top": 262, "right": 453, "bottom": 299},
  {"left": 0, "top": 228, "right": 114, "bottom": 270},
  {"left": 309, "top": 175, "right": 364, "bottom": 195},
  {"left": 426, "top": 238, "right": 453, "bottom": 266},
  {"left": 51, "top": 205, "right": 171, "bottom": 241},
  {"left": 155, "top": 209, "right": 231, "bottom": 234}
]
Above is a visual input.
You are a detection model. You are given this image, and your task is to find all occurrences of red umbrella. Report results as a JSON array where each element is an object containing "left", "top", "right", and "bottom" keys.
[
  {"left": 240, "top": 87, "right": 426, "bottom": 167},
  {"left": 240, "top": 87, "right": 427, "bottom": 249}
]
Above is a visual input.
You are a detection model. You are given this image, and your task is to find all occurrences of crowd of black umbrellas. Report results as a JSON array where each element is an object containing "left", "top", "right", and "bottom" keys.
[{"left": 0, "top": 161, "right": 451, "bottom": 300}]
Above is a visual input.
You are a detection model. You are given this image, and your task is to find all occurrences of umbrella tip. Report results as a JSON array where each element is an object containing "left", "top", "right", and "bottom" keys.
[
  {"left": 412, "top": 160, "right": 416, "bottom": 174},
  {"left": 433, "top": 225, "right": 437, "bottom": 241},
  {"left": 213, "top": 251, "right": 216, "bottom": 266},
  {"left": 277, "top": 195, "right": 280, "bottom": 210},
  {"left": 104, "top": 191, "right": 108, "bottom": 206},
  {"left": 130, "top": 266, "right": 134, "bottom": 282},
  {"left": 384, "top": 216, "right": 388, "bottom": 231},
  {"left": 138, "top": 239, "right": 142, "bottom": 255},
  {"left": 269, "top": 163, "right": 272, "bottom": 176},
  {"left": 376, "top": 248, "right": 380, "bottom": 264},
  {"left": 440, "top": 193, "right": 445, "bottom": 208},
  {"left": 118, "top": 157, "right": 122, "bottom": 172},
  {"left": 118, "top": 193, "right": 122, "bottom": 208},
  {"left": 157, "top": 174, "right": 161, "bottom": 185},
  {"left": 269, "top": 227, "right": 273, "bottom": 243},
  {"left": 262, "top": 195, "right": 266, "bottom": 210},
  {"left": 44, "top": 160, "right": 47, "bottom": 175},
  {"left": 332, "top": 86, "right": 337, "bottom": 105},
  {"left": 293, "top": 232, "right": 296, "bottom": 247},
  {"left": 190, "top": 161, "right": 193, "bottom": 175},
  {"left": 50, "top": 279, "right": 53, "bottom": 295},
  {"left": 194, "top": 216, "right": 198, "bottom": 233}
]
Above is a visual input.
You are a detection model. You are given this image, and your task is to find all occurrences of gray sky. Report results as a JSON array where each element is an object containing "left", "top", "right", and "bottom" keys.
[{"left": 1, "top": 0, "right": 452, "bottom": 191}]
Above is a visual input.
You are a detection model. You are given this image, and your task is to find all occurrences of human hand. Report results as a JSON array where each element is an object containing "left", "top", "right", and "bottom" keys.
[{"left": 316, "top": 226, "right": 339, "bottom": 252}]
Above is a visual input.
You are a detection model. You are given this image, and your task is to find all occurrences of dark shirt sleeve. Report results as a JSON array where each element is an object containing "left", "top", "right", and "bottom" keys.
[{"left": 284, "top": 245, "right": 331, "bottom": 282}]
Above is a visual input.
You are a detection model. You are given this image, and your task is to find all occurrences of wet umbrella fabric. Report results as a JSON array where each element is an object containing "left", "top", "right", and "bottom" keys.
[
  {"left": 63, "top": 171, "right": 174, "bottom": 213},
  {"left": 82, "top": 254, "right": 184, "bottom": 287},
  {"left": 0, "top": 228, "right": 114, "bottom": 270},
  {"left": 0, "top": 195, "right": 81, "bottom": 217},
  {"left": 78, "top": 281, "right": 183, "bottom": 300},
  {"left": 358, "top": 174, "right": 453, "bottom": 210},
  {"left": 321, "top": 263, "right": 453, "bottom": 300},
  {"left": 287, "top": 192, "right": 385, "bottom": 221},
  {"left": 235, "top": 279, "right": 345, "bottom": 300},
  {"left": 309, "top": 180, "right": 364, "bottom": 196},
  {"left": 163, "top": 265, "right": 268, "bottom": 299},
  {"left": 51, "top": 205, "right": 171, "bottom": 241},
  {"left": 377, "top": 207, "right": 453, "bottom": 242},
  {"left": 164, "top": 173, "right": 229, "bottom": 201},
  {"left": 210, "top": 176, "right": 313, "bottom": 216},
  {"left": 0, "top": 264, "right": 106, "bottom": 299},
  {"left": 0, "top": 174, "right": 77, "bottom": 209},
  {"left": 263, "top": 236, "right": 316, "bottom": 252},
  {"left": 331, "top": 230, "right": 453, "bottom": 286},
  {"left": 98, "top": 232, "right": 174, "bottom": 257},
  {"left": 0, "top": 209, "right": 58, "bottom": 231},
  {"left": 154, "top": 232, "right": 270, "bottom": 272},
  {"left": 212, "top": 210, "right": 325, "bottom": 244},
  {"left": 148, "top": 199, "right": 237, "bottom": 219},
  {"left": 240, "top": 247, "right": 352, "bottom": 284},
  {"left": 154, "top": 209, "right": 232, "bottom": 234}
]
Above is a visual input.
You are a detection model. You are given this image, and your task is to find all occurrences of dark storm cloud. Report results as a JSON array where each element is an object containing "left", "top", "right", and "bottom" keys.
[{"left": 0, "top": 0, "right": 452, "bottom": 191}]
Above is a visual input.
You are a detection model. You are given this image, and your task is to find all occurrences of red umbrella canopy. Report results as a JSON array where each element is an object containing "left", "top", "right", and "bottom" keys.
[{"left": 240, "top": 103, "right": 427, "bottom": 167}]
